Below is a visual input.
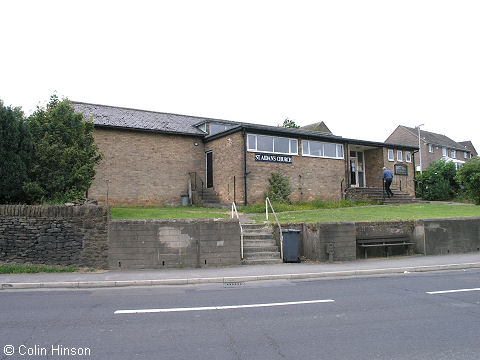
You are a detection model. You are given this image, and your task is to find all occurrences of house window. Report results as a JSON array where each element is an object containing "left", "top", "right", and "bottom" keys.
[
  {"left": 247, "top": 134, "right": 298, "bottom": 155},
  {"left": 397, "top": 150, "right": 403, "bottom": 162},
  {"left": 302, "top": 140, "right": 344, "bottom": 159},
  {"left": 451, "top": 150, "right": 456, "bottom": 158},
  {"left": 464, "top": 151, "right": 468, "bottom": 159},
  {"left": 388, "top": 149, "right": 394, "bottom": 161},
  {"left": 405, "top": 151, "right": 411, "bottom": 163},
  {"left": 442, "top": 147, "right": 447, "bottom": 156},
  {"left": 428, "top": 144, "right": 433, "bottom": 153}
]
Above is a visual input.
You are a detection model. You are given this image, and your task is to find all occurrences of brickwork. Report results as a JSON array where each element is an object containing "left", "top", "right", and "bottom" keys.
[
  {"left": 364, "top": 148, "right": 384, "bottom": 188},
  {"left": 91, "top": 128, "right": 205, "bottom": 206},
  {"left": 245, "top": 139, "right": 345, "bottom": 204},
  {"left": 381, "top": 148, "right": 416, "bottom": 196},
  {"left": 0, "top": 205, "right": 109, "bottom": 268},
  {"left": 204, "top": 132, "right": 245, "bottom": 204},
  {"left": 108, "top": 219, "right": 241, "bottom": 269}
]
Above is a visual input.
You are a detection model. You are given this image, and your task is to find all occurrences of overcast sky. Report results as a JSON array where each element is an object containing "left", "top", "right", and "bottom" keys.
[{"left": 2, "top": 0, "right": 479, "bottom": 151}]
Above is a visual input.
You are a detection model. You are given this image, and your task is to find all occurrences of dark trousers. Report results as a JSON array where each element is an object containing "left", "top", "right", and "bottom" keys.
[{"left": 385, "top": 179, "right": 393, "bottom": 198}]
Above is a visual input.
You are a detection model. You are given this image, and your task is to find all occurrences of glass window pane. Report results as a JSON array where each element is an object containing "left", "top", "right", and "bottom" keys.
[
  {"left": 302, "top": 141, "right": 309, "bottom": 155},
  {"left": 257, "top": 135, "right": 273, "bottom": 152},
  {"left": 247, "top": 135, "right": 256, "bottom": 150},
  {"left": 388, "top": 149, "right": 394, "bottom": 160},
  {"left": 290, "top": 139, "right": 298, "bottom": 154},
  {"left": 324, "top": 143, "right": 336, "bottom": 158},
  {"left": 357, "top": 152, "right": 363, "bottom": 162},
  {"left": 337, "top": 145, "right": 344, "bottom": 158},
  {"left": 310, "top": 141, "right": 323, "bottom": 156},
  {"left": 209, "top": 123, "right": 226, "bottom": 135},
  {"left": 274, "top": 137, "right": 290, "bottom": 154}
]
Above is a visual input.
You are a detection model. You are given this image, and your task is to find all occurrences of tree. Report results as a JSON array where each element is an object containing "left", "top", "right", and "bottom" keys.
[
  {"left": 0, "top": 101, "right": 33, "bottom": 203},
  {"left": 25, "top": 95, "right": 102, "bottom": 203},
  {"left": 457, "top": 158, "right": 480, "bottom": 204},
  {"left": 281, "top": 118, "right": 300, "bottom": 129},
  {"left": 415, "top": 160, "right": 459, "bottom": 201}
]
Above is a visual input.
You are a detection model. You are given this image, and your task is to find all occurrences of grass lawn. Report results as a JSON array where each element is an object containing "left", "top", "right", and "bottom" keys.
[
  {"left": 111, "top": 206, "right": 229, "bottom": 219},
  {"left": 0, "top": 264, "right": 80, "bottom": 274},
  {"left": 251, "top": 203, "right": 480, "bottom": 223}
]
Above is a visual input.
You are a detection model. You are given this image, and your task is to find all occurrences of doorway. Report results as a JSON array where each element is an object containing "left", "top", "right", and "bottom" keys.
[
  {"left": 350, "top": 151, "right": 365, "bottom": 187},
  {"left": 206, "top": 151, "right": 213, "bottom": 188}
]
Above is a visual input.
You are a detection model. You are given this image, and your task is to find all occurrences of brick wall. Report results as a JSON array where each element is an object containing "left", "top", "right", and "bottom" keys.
[
  {"left": 245, "top": 139, "right": 345, "bottom": 204},
  {"left": 364, "top": 148, "right": 384, "bottom": 188},
  {"left": 108, "top": 219, "right": 241, "bottom": 269},
  {"left": 204, "top": 132, "right": 245, "bottom": 204},
  {"left": 91, "top": 128, "right": 205, "bottom": 206},
  {"left": 0, "top": 205, "right": 109, "bottom": 268},
  {"left": 381, "top": 148, "right": 416, "bottom": 195}
]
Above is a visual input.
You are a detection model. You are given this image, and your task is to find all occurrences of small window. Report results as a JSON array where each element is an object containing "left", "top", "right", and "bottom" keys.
[
  {"left": 397, "top": 150, "right": 403, "bottom": 162},
  {"left": 464, "top": 151, "right": 468, "bottom": 159},
  {"left": 451, "top": 150, "right": 456, "bottom": 158},
  {"left": 442, "top": 147, "right": 447, "bottom": 156},
  {"left": 388, "top": 149, "right": 394, "bottom": 161},
  {"left": 405, "top": 151, "right": 411, "bottom": 163},
  {"left": 428, "top": 144, "right": 433, "bottom": 153}
]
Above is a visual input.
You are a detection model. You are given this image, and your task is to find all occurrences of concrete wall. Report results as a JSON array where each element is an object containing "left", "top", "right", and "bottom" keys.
[
  {"left": 91, "top": 128, "right": 205, "bottom": 206},
  {"left": 278, "top": 222, "right": 357, "bottom": 262},
  {"left": 0, "top": 205, "right": 109, "bottom": 268},
  {"left": 108, "top": 219, "right": 241, "bottom": 269},
  {"left": 413, "top": 218, "right": 480, "bottom": 256}
]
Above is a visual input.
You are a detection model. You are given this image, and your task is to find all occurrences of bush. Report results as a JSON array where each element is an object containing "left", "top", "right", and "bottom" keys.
[
  {"left": 266, "top": 172, "right": 292, "bottom": 203},
  {"left": 416, "top": 160, "right": 459, "bottom": 201},
  {"left": 457, "top": 158, "right": 480, "bottom": 204}
]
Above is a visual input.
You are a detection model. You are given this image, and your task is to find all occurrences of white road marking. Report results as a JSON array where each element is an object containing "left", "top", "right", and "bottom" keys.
[
  {"left": 114, "top": 299, "right": 335, "bottom": 314},
  {"left": 427, "top": 288, "right": 480, "bottom": 295}
]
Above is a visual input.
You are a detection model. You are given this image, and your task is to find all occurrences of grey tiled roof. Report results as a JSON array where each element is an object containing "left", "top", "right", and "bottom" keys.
[
  {"left": 71, "top": 101, "right": 231, "bottom": 136},
  {"left": 401, "top": 125, "right": 465, "bottom": 150}
]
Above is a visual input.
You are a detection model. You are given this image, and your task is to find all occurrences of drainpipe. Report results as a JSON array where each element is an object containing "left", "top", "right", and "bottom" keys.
[
  {"left": 242, "top": 128, "right": 248, "bottom": 206},
  {"left": 412, "top": 149, "right": 418, "bottom": 195}
]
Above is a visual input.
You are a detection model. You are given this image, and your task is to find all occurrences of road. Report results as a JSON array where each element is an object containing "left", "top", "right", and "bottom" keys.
[{"left": 1, "top": 269, "right": 480, "bottom": 360}]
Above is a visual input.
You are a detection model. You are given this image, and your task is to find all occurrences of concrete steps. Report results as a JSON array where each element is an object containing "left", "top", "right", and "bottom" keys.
[
  {"left": 242, "top": 223, "right": 282, "bottom": 265},
  {"left": 346, "top": 187, "right": 416, "bottom": 204}
]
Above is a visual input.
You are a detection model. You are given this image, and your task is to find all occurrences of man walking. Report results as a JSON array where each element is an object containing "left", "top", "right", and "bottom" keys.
[{"left": 382, "top": 167, "right": 394, "bottom": 198}]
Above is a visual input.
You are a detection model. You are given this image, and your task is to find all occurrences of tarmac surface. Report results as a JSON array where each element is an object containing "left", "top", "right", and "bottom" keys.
[{"left": 1, "top": 252, "right": 480, "bottom": 290}]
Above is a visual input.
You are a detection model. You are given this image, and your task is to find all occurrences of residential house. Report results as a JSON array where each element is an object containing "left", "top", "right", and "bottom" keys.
[{"left": 385, "top": 125, "right": 476, "bottom": 171}]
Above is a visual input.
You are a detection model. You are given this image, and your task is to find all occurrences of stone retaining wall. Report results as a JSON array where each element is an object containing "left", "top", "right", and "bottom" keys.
[{"left": 0, "top": 205, "right": 110, "bottom": 268}]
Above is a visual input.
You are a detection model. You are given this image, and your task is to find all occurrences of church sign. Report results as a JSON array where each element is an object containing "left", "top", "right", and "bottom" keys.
[
  {"left": 394, "top": 164, "right": 408, "bottom": 176},
  {"left": 255, "top": 153, "right": 293, "bottom": 164}
]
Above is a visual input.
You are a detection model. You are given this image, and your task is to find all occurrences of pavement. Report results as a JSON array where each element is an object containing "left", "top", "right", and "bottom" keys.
[{"left": 2, "top": 252, "right": 480, "bottom": 290}]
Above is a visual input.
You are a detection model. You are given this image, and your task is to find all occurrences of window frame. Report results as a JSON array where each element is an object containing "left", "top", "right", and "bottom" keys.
[
  {"left": 464, "top": 151, "right": 468, "bottom": 159},
  {"left": 387, "top": 149, "right": 394, "bottom": 161},
  {"left": 451, "top": 150, "right": 456, "bottom": 158},
  {"left": 397, "top": 150, "right": 403, "bottom": 162},
  {"left": 405, "top": 151, "right": 412, "bottom": 163},
  {"left": 428, "top": 144, "right": 433, "bottom": 153},
  {"left": 442, "top": 147, "right": 447, "bottom": 156},
  {"left": 246, "top": 134, "right": 298, "bottom": 155},
  {"left": 301, "top": 140, "right": 344, "bottom": 159}
]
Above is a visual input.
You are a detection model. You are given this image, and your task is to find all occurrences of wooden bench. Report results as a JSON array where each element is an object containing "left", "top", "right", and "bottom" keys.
[{"left": 357, "top": 235, "right": 414, "bottom": 259}]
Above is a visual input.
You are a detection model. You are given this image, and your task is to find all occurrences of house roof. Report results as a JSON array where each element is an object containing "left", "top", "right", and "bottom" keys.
[
  {"left": 300, "top": 121, "right": 332, "bottom": 135},
  {"left": 72, "top": 101, "right": 417, "bottom": 150},
  {"left": 71, "top": 101, "right": 216, "bottom": 136},
  {"left": 399, "top": 125, "right": 466, "bottom": 151},
  {"left": 458, "top": 141, "right": 478, "bottom": 155}
]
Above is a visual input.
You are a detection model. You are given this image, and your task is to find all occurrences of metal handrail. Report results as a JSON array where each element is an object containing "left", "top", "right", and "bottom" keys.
[
  {"left": 231, "top": 202, "right": 244, "bottom": 260},
  {"left": 265, "top": 197, "right": 283, "bottom": 260}
]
